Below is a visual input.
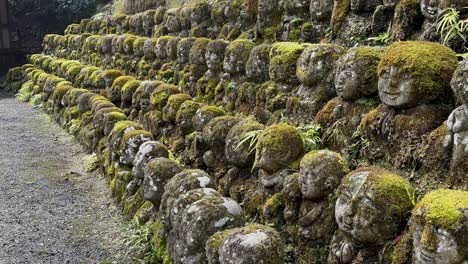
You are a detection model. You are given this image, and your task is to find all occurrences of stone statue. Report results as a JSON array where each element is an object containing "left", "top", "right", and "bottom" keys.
[
  {"left": 286, "top": 44, "right": 345, "bottom": 123},
  {"left": 360, "top": 41, "right": 458, "bottom": 167},
  {"left": 297, "top": 150, "right": 349, "bottom": 243},
  {"left": 308, "top": 0, "right": 334, "bottom": 42},
  {"left": 410, "top": 189, "right": 468, "bottom": 264},
  {"left": 328, "top": 166, "right": 414, "bottom": 263},
  {"left": 315, "top": 46, "right": 382, "bottom": 153},
  {"left": 280, "top": 0, "right": 310, "bottom": 41},
  {"left": 256, "top": 0, "right": 282, "bottom": 41}
]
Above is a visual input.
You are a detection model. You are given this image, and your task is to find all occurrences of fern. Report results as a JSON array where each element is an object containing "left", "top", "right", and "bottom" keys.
[
  {"left": 436, "top": 8, "right": 468, "bottom": 46},
  {"left": 297, "top": 123, "right": 322, "bottom": 152},
  {"left": 236, "top": 129, "right": 263, "bottom": 155},
  {"left": 367, "top": 24, "right": 392, "bottom": 45}
]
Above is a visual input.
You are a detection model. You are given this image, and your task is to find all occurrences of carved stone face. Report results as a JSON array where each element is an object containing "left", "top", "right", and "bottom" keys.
[
  {"left": 335, "top": 48, "right": 381, "bottom": 101},
  {"left": 156, "top": 38, "right": 170, "bottom": 61},
  {"left": 143, "top": 38, "right": 156, "bottom": 60},
  {"left": 421, "top": 0, "right": 442, "bottom": 21},
  {"left": 206, "top": 41, "right": 228, "bottom": 73},
  {"left": 223, "top": 41, "right": 255, "bottom": 75},
  {"left": 378, "top": 66, "right": 417, "bottom": 108},
  {"left": 257, "top": 0, "right": 281, "bottom": 32},
  {"left": 410, "top": 190, "right": 468, "bottom": 264},
  {"left": 350, "top": 0, "right": 382, "bottom": 13},
  {"left": 297, "top": 45, "right": 344, "bottom": 86},
  {"left": 165, "top": 8, "right": 181, "bottom": 33},
  {"left": 299, "top": 150, "right": 348, "bottom": 200},
  {"left": 412, "top": 219, "right": 466, "bottom": 264},
  {"left": 246, "top": 44, "right": 271, "bottom": 82},
  {"left": 335, "top": 168, "right": 414, "bottom": 245},
  {"left": 166, "top": 37, "right": 180, "bottom": 61},
  {"left": 178, "top": 6, "right": 192, "bottom": 30},
  {"left": 191, "top": 3, "right": 211, "bottom": 26},
  {"left": 310, "top": 0, "right": 334, "bottom": 21}
]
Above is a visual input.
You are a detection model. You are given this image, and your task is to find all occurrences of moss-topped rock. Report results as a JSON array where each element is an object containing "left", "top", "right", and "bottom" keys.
[
  {"left": 162, "top": 93, "right": 192, "bottom": 122},
  {"left": 255, "top": 123, "right": 305, "bottom": 173},
  {"left": 225, "top": 118, "right": 265, "bottom": 168},
  {"left": 108, "top": 76, "right": 135, "bottom": 105},
  {"left": 269, "top": 42, "right": 308, "bottom": 85},
  {"left": 192, "top": 105, "right": 226, "bottom": 132},
  {"left": 176, "top": 100, "right": 204, "bottom": 135}
]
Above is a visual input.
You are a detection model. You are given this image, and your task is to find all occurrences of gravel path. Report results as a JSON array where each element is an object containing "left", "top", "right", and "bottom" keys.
[{"left": 0, "top": 92, "right": 133, "bottom": 264}]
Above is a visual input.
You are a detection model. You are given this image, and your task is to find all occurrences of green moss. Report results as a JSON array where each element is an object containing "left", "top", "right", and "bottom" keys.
[
  {"left": 123, "top": 188, "right": 145, "bottom": 217},
  {"left": 258, "top": 123, "right": 303, "bottom": 152},
  {"left": 122, "top": 80, "right": 142, "bottom": 94},
  {"left": 415, "top": 189, "right": 468, "bottom": 230},
  {"left": 331, "top": 0, "right": 351, "bottom": 35},
  {"left": 133, "top": 36, "right": 148, "bottom": 51},
  {"left": 342, "top": 166, "right": 415, "bottom": 216},
  {"left": 149, "top": 220, "right": 173, "bottom": 264},
  {"left": 122, "top": 130, "right": 154, "bottom": 144},
  {"left": 263, "top": 192, "right": 285, "bottom": 227},
  {"left": 377, "top": 41, "right": 458, "bottom": 98}
]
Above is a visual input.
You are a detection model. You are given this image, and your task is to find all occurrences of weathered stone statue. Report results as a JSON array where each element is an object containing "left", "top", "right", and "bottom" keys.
[
  {"left": 195, "top": 40, "right": 229, "bottom": 103},
  {"left": 297, "top": 150, "right": 349, "bottom": 243},
  {"left": 177, "top": 5, "right": 193, "bottom": 37},
  {"left": 360, "top": 41, "right": 458, "bottom": 167},
  {"left": 315, "top": 46, "right": 382, "bottom": 153},
  {"left": 286, "top": 44, "right": 345, "bottom": 124},
  {"left": 206, "top": 224, "right": 284, "bottom": 264},
  {"left": 190, "top": 2, "right": 213, "bottom": 37},
  {"left": 164, "top": 8, "right": 181, "bottom": 36},
  {"left": 217, "top": 39, "right": 256, "bottom": 110},
  {"left": 181, "top": 38, "right": 210, "bottom": 97},
  {"left": 308, "top": 0, "right": 334, "bottom": 42},
  {"left": 328, "top": 166, "right": 415, "bottom": 263},
  {"left": 255, "top": 123, "right": 305, "bottom": 192},
  {"left": 143, "top": 157, "right": 182, "bottom": 207},
  {"left": 219, "top": 0, "right": 241, "bottom": 40},
  {"left": 175, "top": 37, "right": 196, "bottom": 85},
  {"left": 256, "top": 0, "right": 282, "bottom": 41},
  {"left": 409, "top": 189, "right": 468, "bottom": 264},
  {"left": 445, "top": 57, "right": 468, "bottom": 185},
  {"left": 280, "top": 0, "right": 309, "bottom": 41}
]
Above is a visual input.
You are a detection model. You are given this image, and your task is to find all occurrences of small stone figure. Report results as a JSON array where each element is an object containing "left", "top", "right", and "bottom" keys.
[
  {"left": 256, "top": 0, "right": 283, "bottom": 41},
  {"left": 255, "top": 123, "right": 305, "bottom": 191},
  {"left": 410, "top": 189, "right": 468, "bottom": 264},
  {"left": 297, "top": 150, "right": 349, "bottom": 243},
  {"left": 143, "top": 157, "right": 182, "bottom": 207},
  {"left": 191, "top": 2, "right": 213, "bottom": 37},
  {"left": 445, "top": 57, "right": 468, "bottom": 185},
  {"left": 315, "top": 46, "right": 382, "bottom": 152},
  {"left": 181, "top": 38, "right": 210, "bottom": 97},
  {"left": 308, "top": 0, "right": 334, "bottom": 42},
  {"left": 328, "top": 166, "right": 415, "bottom": 263},
  {"left": 195, "top": 39, "right": 229, "bottom": 103},
  {"left": 360, "top": 41, "right": 458, "bottom": 167},
  {"left": 286, "top": 44, "right": 345, "bottom": 123},
  {"left": 280, "top": 0, "right": 309, "bottom": 41}
]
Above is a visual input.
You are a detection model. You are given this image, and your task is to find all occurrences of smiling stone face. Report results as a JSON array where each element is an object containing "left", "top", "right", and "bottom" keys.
[
  {"left": 377, "top": 41, "right": 458, "bottom": 109},
  {"left": 335, "top": 167, "right": 414, "bottom": 245},
  {"left": 335, "top": 47, "right": 382, "bottom": 101},
  {"left": 410, "top": 189, "right": 468, "bottom": 264},
  {"left": 421, "top": 0, "right": 443, "bottom": 21}
]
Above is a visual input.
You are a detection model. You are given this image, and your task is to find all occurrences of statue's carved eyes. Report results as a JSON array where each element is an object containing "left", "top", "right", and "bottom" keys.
[{"left": 380, "top": 70, "right": 390, "bottom": 79}]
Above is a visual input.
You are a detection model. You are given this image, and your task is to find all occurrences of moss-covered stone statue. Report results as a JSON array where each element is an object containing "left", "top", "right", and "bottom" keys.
[
  {"left": 163, "top": 8, "right": 181, "bottom": 36},
  {"left": 315, "top": 46, "right": 383, "bottom": 154},
  {"left": 174, "top": 37, "right": 196, "bottom": 86},
  {"left": 206, "top": 224, "right": 284, "bottom": 264},
  {"left": 331, "top": 0, "right": 382, "bottom": 47},
  {"left": 286, "top": 44, "right": 345, "bottom": 123},
  {"left": 255, "top": 123, "right": 305, "bottom": 192},
  {"left": 256, "top": 42, "right": 307, "bottom": 123},
  {"left": 359, "top": 41, "right": 457, "bottom": 167},
  {"left": 406, "top": 189, "right": 468, "bottom": 264},
  {"left": 328, "top": 166, "right": 415, "bottom": 263},
  {"left": 279, "top": 0, "right": 309, "bottom": 41},
  {"left": 217, "top": 39, "right": 256, "bottom": 110},
  {"left": 143, "top": 157, "right": 182, "bottom": 208},
  {"left": 190, "top": 2, "right": 213, "bottom": 38},
  {"left": 256, "top": 0, "right": 282, "bottom": 41},
  {"left": 195, "top": 39, "right": 229, "bottom": 103},
  {"left": 181, "top": 38, "right": 210, "bottom": 97},
  {"left": 218, "top": 0, "right": 242, "bottom": 40},
  {"left": 308, "top": 0, "right": 334, "bottom": 42},
  {"left": 157, "top": 36, "right": 180, "bottom": 83}
]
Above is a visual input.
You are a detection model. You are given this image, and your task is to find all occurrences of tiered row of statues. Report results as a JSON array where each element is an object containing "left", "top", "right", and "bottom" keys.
[{"left": 2, "top": 0, "right": 467, "bottom": 263}]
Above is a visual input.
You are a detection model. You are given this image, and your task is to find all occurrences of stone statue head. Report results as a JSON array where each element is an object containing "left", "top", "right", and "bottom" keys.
[
  {"left": 143, "top": 38, "right": 157, "bottom": 60},
  {"left": 191, "top": 2, "right": 212, "bottom": 27},
  {"left": 411, "top": 189, "right": 468, "bottom": 264},
  {"left": 269, "top": 42, "right": 307, "bottom": 85},
  {"left": 177, "top": 6, "right": 193, "bottom": 31},
  {"left": 164, "top": 8, "right": 181, "bottom": 33},
  {"left": 177, "top": 37, "right": 196, "bottom": 65},
  {"left": 296, "top": 44, "right": 345, "bottom": 87},
  {"left": 420, "top": 0, "right": 443, "bottom": 21},
  {"left": 166, "top": 37, "right": 181, "bottom": 61},
  {"left": 143, "top": 157, "right": 182, "bottom": 207},
  {"left": 223, "top": 39, "right": 256, "bottom": 75},
  {"left": 335, "top": 167, "right": 415, "bottom": 245},
  {"left": 239, "top": 0, "right": 258, "bottom": 29},
  {"left": 246, "top": 44, "right": 271, "bottom": 83},
  {"left": 335, "top": 46, "right": 383, "bottom": 101},
  {"left": 257, "top": 0, "right": 282, "bottom": 38},
  {"left": 350, "top": 0, "right": 382, "bottom": 13},
  {"left": 119, "top": 130, "right": 154, "bottom": 165},
  {"left": 154, "top": 7, "right": 167, "bottom": 25},
  {"left": 155, "top": 36, "right": 173, "bottom": 61},
  {"left": 132, "top": 141, "right": 169, "bottom": 179},
  {"left": 255, "top": 123, "right": 305, "bottom": 173},
  {"left": 206, "top": 40, "right": 229, "bottom": 74},
  {"left": 310, "top": 0, "right": 334, "bottom": 21},
  {"left": 189, "top": 38, "right": 211, "bottom": 77},
  {"left": 299, "top": 150, "right": 349, "bottom": 200},
  {"left": 377, "top": 41, "right": 458, "bottom": 109},
  {"left": 450, "top": 57, "right": 468, "bottom": 105}
]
